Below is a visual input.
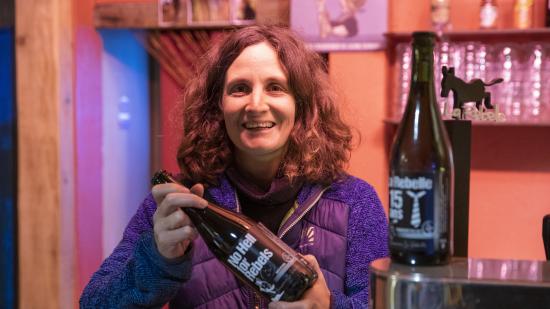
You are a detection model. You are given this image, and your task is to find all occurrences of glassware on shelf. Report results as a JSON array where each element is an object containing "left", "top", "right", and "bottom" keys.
[
  {"left": 538, "top": 44, "right": 550, "bottom": 122},
  {"left": 394, "top": 42, "right": 412, "bottom": 120},
  {"left": 492, "top": 43, "right": 524, "bottom": 121},
  {"left": 394, "top": 40, "right": 550, "bottom": 124},
  {"left": 521, "top": 43, "right": 544, "bottom": 123}
]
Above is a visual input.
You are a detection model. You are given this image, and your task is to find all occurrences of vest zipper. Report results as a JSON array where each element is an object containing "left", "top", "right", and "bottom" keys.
[{"left": 278, "top": 186, "right": 330, "bottom": 238}]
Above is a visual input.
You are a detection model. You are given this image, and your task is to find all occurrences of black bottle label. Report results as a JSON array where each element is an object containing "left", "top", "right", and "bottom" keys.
[
  {"left": 389, "top": 173, "right": 448, "bottom": 252},
  {"left": 226, "top": 227, "right": 299, "bottom": 301}
]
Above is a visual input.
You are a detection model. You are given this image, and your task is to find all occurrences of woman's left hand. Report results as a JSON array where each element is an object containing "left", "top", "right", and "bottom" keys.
[{"left": 268, "top": 254, "right": 330, "bottom": 309}]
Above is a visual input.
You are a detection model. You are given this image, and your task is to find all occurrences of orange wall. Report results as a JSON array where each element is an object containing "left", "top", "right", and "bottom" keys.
[
  {"left": 329, "top": 52, "right": 389, "bottom": 210},
  {"left": 336, "top": 0, "right": 550, "bottom": 261}
]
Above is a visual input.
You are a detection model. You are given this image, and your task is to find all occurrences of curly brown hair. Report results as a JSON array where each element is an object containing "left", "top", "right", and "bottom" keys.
[{"left": 177, "top": 25, "right": 355, "bottom": 186}]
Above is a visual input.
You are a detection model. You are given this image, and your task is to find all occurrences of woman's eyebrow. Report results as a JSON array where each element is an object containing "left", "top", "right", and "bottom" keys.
[{"left": 225, "top": 78, "right": 250, "bottom": 87}]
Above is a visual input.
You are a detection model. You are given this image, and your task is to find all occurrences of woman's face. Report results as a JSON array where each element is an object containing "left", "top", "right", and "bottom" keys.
[{"left": 222, "top": 42, "right": 296, "bottom": 165}]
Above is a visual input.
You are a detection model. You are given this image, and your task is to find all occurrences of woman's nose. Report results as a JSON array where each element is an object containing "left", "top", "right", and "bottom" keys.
[{"left": 245, "top": 88, "right": 269, "bottom": 113}]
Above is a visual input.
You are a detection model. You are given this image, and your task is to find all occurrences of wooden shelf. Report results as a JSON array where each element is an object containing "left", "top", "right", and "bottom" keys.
[
  {"left": 94, "top": 1, "right": 288, "bottom": 29},
  {"left": 385, "top": 28, "right": 550, "bottom": 44}
]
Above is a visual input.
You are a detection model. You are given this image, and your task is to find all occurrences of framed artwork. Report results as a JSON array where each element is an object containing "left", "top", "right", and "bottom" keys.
[{"left": 291, "top": 0, "right": 387, "bottom": 51}]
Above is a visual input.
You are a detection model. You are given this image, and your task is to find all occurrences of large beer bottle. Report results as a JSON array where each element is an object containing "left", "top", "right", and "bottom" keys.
[
  {"left": 151, "top": 170, "right": 317, "bottom": 301},
  {"left": 388, "top": 32, "right": 455, "bottom": 266}
]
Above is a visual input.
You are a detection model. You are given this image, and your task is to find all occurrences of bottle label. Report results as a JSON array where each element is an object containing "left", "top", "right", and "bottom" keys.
[
  {"left": 389, "top": 173, "right": 449, "bottom": 251},
  {"left": 226, "top": 231, "right": 297, "bottom": 301}
]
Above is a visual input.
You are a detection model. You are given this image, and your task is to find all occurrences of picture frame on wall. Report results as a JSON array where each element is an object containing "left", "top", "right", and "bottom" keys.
[{"left": 291, "top": 0, "right": 387, "bottom": 52}]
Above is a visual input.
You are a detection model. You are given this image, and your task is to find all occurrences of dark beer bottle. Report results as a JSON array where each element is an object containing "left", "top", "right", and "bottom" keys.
[
  {"left": 388, "top": 32, "right": 455, "bottom": 266},
  {"left": 151, "top": 170, "right": 317, "bottom": 301}
]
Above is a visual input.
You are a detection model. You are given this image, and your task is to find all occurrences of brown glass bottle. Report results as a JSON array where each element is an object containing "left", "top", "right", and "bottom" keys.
[
  {"left": 388, "top": 32, "right": 455, "bottom": 266},
  {"left": 151, "top": 170, "right": 317, "bottom": 301}
]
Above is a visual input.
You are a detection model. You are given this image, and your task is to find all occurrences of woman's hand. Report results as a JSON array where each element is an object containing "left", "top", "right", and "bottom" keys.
[
  {"left": 268, "top": 255, "right": 331, "bottom": 309},
  {"left": 152, "top": 182, "right": 208, "bottom": 259}
]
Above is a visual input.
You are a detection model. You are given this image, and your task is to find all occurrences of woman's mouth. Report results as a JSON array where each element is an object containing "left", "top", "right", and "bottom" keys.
[{"left": 243, "top": 122, "right": 275, "bottom": 130}]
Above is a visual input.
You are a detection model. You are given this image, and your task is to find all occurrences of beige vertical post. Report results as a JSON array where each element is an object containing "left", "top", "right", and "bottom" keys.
[{"left": 16, "top": 0, "right": 76, "bottom": 308}]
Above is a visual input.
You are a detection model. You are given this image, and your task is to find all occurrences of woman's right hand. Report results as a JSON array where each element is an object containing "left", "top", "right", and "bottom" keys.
[{"left": 152, "top": 182, "right": 208, "bottom": 259}]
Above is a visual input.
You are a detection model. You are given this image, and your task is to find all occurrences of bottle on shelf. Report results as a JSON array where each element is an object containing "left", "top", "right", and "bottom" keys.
[
  {"left": 431, "top": 0, "right": 451, "bottom": 32},
  {"left": 151, "top": 170, "right": 318, "bottom": 302},
  {"left": 480, "top": 0, "right": 499, "bottom": 29},
  {"left": 513, "top": 0, "right": 534, "bottom": 29},
  {"left": 388, "top": 32, "right": 455, "bottom": 266}
]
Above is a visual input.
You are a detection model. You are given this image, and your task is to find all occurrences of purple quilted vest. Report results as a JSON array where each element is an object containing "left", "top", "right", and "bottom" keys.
[{"left": 169, "top": 177, "right": 348, "bottom": 309}]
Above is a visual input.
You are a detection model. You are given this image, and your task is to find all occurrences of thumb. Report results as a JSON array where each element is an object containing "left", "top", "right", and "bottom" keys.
[
  {"left": 302, "top": 254, "right": 320, "bottom": 271},
  {"left": 190, "top": 183, "right": 205, "bottom": 198}
]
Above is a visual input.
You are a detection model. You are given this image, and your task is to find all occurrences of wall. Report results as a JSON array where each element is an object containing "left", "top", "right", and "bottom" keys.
[{"left": 329, "top": 52, "right": 389, "bottom": 208}]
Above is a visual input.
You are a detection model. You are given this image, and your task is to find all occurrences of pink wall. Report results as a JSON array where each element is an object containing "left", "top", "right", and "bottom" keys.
[{"left": 75, "top": 0, "right": 104, "bottom": 300}]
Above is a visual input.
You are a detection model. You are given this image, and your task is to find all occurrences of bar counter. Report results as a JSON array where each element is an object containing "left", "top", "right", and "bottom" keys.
[{"left": 370, "top": 257, "right": 550, "bottom": 308}]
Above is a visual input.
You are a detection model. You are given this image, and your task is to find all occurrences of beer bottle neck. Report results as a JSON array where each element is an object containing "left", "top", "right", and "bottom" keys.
[{"left": 410, "top": 44, "right": 435, "bottom": 85}]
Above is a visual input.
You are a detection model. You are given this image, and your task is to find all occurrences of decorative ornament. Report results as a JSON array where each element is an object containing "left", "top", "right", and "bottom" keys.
[{"left": 440, "top": 66, "right": 506, "bottom": 122}]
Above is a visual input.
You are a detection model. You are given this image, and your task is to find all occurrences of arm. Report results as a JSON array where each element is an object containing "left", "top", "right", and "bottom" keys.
[
  {"left": 79, "top": 194, "right": 193, "bottom": 309},
  {"left": 331, "top": 181, "right": 389, "bottom": 309}
]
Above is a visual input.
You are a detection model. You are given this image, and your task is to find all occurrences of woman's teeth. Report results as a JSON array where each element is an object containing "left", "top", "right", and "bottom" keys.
[{"left": 244, "top": 122, "right": 275, "bottom": 129}]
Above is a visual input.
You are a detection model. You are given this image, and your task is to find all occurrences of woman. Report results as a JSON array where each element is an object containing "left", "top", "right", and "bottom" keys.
[{"left": 80, "top": 25, "right": 388, "bottom": 308}]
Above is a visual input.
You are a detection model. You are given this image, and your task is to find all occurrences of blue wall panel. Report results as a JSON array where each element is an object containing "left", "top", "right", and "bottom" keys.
[{"left": 0, "top": 28, "right": 16, "bottom": 309}]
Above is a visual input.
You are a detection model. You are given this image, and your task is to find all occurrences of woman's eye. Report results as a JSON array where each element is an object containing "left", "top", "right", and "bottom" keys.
[
  {"left": 267, "top": 83, "right": 286, "bottom": 93},
  {"left": 229, "top": 84, "right": 250, "bottom": 96}
]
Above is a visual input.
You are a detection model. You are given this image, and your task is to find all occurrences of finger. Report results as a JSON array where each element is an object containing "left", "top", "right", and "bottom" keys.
[
  {"left": 155, "top": 208, "right": 189, "bottom": 232},
  {"left": 156, "top": 225, "right": 198, "bottom": 246},
  {"left": 152, "top": 183, "right": 190, "bottom": 205},
  {"left": 156, "top": 192, "right": 208, "bottom": 218},
  {"left": 190, "top": 183, "right": 205, "bottom": 198}
]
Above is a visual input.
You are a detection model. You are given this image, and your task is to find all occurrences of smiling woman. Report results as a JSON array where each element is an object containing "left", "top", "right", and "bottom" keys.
[{"left": 80, "top": 25, "right": 389, "bottom": 309}]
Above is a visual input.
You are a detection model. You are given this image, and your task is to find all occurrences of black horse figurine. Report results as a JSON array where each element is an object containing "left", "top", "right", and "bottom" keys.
[{"left": 441, "top": 66, "right": 503, "bottom": 118}]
